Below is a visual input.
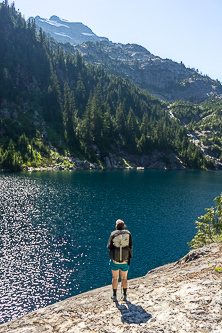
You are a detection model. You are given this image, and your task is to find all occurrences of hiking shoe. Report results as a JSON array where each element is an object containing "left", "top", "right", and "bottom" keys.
[
  {"left": 121, "top": 294, "right": 127, "bottom": 301},
  {"left": 111, "top": 295, "right": 117, "bottom": 302}
]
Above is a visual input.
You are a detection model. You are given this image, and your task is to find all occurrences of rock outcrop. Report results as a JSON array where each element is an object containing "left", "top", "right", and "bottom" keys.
[
  {"left": 71, "top": 41, "right": 222, "bottom": 103},
  {"left": 0, "top": 243, "right": 221, "bottom": 332},
  {"left": 74, "top": 42, "right": 222, "bottom": 103}
]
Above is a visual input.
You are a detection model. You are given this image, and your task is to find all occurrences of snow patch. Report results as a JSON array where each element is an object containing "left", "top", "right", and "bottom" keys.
[
  {"left": 81, "top": 33, "right": 94, "bottom": 36},
  {"left": 39, "top": 18, "right": 70, "bottom": 29},
  {"left": 54, "top": 32, "right": 72, "bottom": 39},
  {"left": 60, "top": 18, "right": 70, "bottom": 23}
]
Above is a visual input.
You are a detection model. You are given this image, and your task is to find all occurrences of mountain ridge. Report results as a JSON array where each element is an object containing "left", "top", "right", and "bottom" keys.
[
  {"left": 34, "top": 15, "right": 222, "bottom": 103},
  {"left": 33, "top": 15, "right": 109, "bottom": 45}
]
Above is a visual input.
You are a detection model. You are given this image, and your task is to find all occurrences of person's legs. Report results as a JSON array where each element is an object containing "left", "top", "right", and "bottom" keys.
[
  {"left": 111, "top": 269, "right": 119, "bottom": 289},
  {"left": 120, "top": 270, "right": 128, "bottom": 300},
  {"left": 111, "top": 269, "right": 119, "bottom": 301},
  {"left": 120, "top": 270, "right": 128, "bottom": 289}
]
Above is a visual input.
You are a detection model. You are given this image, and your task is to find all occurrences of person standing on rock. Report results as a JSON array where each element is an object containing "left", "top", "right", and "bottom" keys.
[{"left": 107, "top": 219, "right": 133, "bottom": 301}]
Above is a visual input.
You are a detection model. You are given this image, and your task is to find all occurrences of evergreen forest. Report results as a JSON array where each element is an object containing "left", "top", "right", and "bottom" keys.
[{"left": 0, "top": 1, "right": 219, "bottom": 170}]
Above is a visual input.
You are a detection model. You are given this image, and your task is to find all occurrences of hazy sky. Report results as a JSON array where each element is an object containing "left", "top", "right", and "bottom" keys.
[{"left": 12, "top": 0, "right": 222, "bottom": 82}]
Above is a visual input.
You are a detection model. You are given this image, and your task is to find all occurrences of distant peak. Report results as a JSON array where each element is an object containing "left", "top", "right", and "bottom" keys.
[
  {"left": 34, "top": 15, "right": 109, "bottom": 45},
  {"left": 49, "top": 15, "right": 60, "bottom": 21}
]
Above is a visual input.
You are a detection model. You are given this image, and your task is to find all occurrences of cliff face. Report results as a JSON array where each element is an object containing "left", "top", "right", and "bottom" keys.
[
  {"left": 0, "top": 243, "right": 221, "bottom": 333},
  {"left": 71, "top": 41, "right": 222, "bottom": 103}
]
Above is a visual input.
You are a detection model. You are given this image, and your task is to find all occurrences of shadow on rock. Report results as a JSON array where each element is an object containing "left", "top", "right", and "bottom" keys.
[{"left": 115, "top": 300, "right": 152, "bottom": 324}]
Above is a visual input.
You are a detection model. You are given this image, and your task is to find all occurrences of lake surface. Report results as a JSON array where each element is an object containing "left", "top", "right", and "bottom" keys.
[{"left": 0, "top": 169, "right": 222, "bottom": 323}]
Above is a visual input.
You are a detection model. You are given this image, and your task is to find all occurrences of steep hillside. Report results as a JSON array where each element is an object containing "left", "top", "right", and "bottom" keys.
[
  {"left": 34, "top": 15, "right": 222, "bottom": 103},
  {"left": 0, "top": 3, "right": 214, "bottom": 171},
  {"left": 65, "top": 41, "right": 222, "bottom": 103},
  {"left": 169, "top": 97, "right": 222, "bottom": 168}
]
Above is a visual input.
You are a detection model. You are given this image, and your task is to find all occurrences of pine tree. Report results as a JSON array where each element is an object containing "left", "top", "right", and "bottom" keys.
[
  {"left": 76, "top": 73, "right": 86, "bottom": 108},
  {"left": 18, "top": 133, "right": 30, "bottom": 156},
  {"left": 2, "top": 139, "right": 21, "bottom": 169},
  {"left": 63, "top": 82, "right": 79, "bottom": 145},
  {"left": 115, "top": 103, "right": 126, "bottom": 137},
  {"left": 125, "top": 107, "right": 139, "bottom": 153},
  {"left": 188, "top": 193, "right": 222, "bottom": 249}
]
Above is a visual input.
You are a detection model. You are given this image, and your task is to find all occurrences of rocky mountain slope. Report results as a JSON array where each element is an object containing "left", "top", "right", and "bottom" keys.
[
  {"left": 0, "top": 242, "right": 221, "bottom": 332},
  {"left": 34, "top": 16, "right": 222, "bottom": 103},
  {"left": 167, "top": 98, "right": 222, "bottom": 169},
  {"left": 33, "top": 15, "right": 108, "bottom": 45}
]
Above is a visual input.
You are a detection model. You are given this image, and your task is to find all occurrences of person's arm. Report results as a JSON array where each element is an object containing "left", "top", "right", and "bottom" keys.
[
  {"left": 107, "top": 234, "right": 112, "bottom": 249},
  {"left": 129, "top": 233, "right": 133, "bottom": 258}
]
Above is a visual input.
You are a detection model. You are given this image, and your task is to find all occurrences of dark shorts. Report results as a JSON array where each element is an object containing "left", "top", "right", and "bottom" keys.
[{"left": 109, "top": 259, "right": 129, "bottom": 271}]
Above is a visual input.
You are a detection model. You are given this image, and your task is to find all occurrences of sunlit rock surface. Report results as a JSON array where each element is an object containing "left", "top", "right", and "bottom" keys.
[{"left": 0, "top": 243, "right": 221, "bottom": 332}]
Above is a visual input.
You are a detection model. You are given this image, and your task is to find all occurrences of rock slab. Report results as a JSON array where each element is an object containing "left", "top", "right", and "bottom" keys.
[{"left": 0, "top": 243, "right": 221, "bottom": 332}]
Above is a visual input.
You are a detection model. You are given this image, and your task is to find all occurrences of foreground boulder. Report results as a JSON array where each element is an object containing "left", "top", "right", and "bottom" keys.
[{"left": 0, "top": 243, "right": 221, "bottom": 332}]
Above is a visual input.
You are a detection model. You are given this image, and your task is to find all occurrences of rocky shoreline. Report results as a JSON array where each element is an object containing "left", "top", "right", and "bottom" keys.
[
  {"left": 27, "top": 149, "right": 186, "bottom": 172},
  {"left": 0, "top": 243, "right": 221, "bottom": 333},
  {"left": 0, "top": 149, "right": 186, "bottom": 173}
]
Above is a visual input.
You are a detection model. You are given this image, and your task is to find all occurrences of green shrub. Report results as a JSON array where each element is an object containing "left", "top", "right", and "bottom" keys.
[{"left": 188, "top": 193, "right": 222, "bottom": 249}]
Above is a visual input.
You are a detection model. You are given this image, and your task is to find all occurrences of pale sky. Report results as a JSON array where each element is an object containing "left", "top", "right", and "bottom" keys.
[{"left": 12, "top": 0, "right": 222, "bottom": 82}]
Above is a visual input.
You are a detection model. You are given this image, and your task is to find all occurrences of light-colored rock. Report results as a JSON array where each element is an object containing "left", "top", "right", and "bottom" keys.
[
  {"left": 0, "top": 243, "right": 221, "bottom": 332},
  {"left": 12, "top": 110, "right": 18, "bottom": 119},
  {"left": 105, "top": 156, "right": 111, "bottom": 168},
  {"left": 82, "top": 160, "right": 90, "bottom": 170},
  {"left": 0, "top": 108, "right": 10, "bottom": 119}
]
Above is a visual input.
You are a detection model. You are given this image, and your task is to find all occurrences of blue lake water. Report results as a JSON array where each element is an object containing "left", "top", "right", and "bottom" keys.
[{"left": 0, "top": 169, "right": 222, "bottom": 323}]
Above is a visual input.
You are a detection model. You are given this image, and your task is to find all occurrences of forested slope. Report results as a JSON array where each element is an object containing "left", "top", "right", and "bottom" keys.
[{"left": 0, "top": 1, "right": 214, "bottom": 170}]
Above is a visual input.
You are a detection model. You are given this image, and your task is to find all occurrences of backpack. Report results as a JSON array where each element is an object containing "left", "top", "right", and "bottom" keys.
[{"left": 112, "top": 232, "right": 130, "bottom": 262}]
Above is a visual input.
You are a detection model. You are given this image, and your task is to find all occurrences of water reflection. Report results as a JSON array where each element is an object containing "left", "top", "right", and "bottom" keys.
[{"left": 0, "top": 173, "right": 89, "bottom": 322}]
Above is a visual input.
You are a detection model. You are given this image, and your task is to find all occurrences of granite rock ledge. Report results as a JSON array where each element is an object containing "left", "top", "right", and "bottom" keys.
[{"left": 0, "top": 243, "right": 222, "bottom": 333}]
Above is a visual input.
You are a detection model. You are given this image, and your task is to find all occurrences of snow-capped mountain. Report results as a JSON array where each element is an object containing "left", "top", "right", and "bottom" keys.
[
  {"left": 32, "top": 15, "right": 222, "bottom": 103},
  {"left": 33, "top": 15, "right": 109, "bottom": 45}
]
